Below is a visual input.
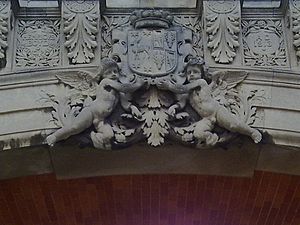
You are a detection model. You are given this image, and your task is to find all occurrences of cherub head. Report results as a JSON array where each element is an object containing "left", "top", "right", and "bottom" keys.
[
  {"left": 99, "top": 58, "right": 120, "bottom": 80},
  {"left": 184, "top": 57, "right": 206, "bottom": 82}
]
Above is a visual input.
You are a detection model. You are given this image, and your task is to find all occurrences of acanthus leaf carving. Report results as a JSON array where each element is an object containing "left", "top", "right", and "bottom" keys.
[
  {"left": 140, "top": 87, "right": 170, "bottom": 147},
  {"left": 205, "top": 0, "right": 241, "bottom": 63},
  {"left": 63, "top": 0, "right": 99, "bottom": 64}
]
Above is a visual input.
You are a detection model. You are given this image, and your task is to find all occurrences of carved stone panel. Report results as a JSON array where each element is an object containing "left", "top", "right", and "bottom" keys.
[
  {"left": 0, "top": 0, "right": 9, "bottom": 67},
  {"left": 290, "top": 0, "right": 300, "bottom": 62},
  {"left": 242, "top": 19, "right": 287, "bottom": 67},
  {"left": 174, "top": 15, "right": 203, "bottom": 58},
  {"left": 15, "top": 20, "right": 60, "bottom": 68},
  {"left": 204, "top": 0, "right": 241, "bottom": 64},
  {"left": 101, "top": 15, "right": 130, "bottom": 59},
  {"left": 63, "top": 0, "right": 99, "bottom": 64},
  {"left": 43, "top": 10, "right": 263, "bottom": 150}
]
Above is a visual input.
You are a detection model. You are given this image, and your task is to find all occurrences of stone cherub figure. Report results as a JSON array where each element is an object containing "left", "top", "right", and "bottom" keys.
[
  {"left": 46, "top": 58, "right": 144, "bottom": 148},
  {"left": 159, "top": 57, "right": 262, "bottom": 146}
]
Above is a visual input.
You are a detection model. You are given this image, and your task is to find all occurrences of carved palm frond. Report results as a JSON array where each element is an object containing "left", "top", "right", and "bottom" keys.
[
  {"left": 0, "top": 3, "right": 8, "bottom": 60},
  {"left": 206, "top": 2, "right": 240, "bottom": 63},
  {"left": 63, "top": 2, "right": 98, "bottom": 64}
]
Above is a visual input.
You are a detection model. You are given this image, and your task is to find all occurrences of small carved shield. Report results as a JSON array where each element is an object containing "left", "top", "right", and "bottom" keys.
[{"left": 128, "top": 30, "right": 177, "bottom": 77}]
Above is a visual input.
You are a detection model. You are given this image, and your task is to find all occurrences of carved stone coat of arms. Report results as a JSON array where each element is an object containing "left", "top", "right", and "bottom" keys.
[{"left": 44, "top": 10, "right": 263, "bottom": 150}]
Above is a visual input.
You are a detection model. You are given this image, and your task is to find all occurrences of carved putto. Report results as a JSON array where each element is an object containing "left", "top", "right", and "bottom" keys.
[{"left": 45, "top": 10, "right": 263, "bottom": 150}]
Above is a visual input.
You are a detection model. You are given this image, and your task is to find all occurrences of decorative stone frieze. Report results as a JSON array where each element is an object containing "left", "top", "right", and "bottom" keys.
[
  {"left": 0, "top": 0, "right": 9, "bottom": 66},
  {"left": 63, "top": 0, "right": 99, "bottom": 64},
  {"left": 242, "top": 19, "right": 287, "bottom": 67},
  {"left": 204, "top": 0, "right": 241, "bottom": 64},
  {"left": 290, "top": 0, "right": 300, "bottom": 61},
  {"left": 44, "top": 10, "right": 263, "bottom": 150},
  {"left": 15, "top": 19, "right": 60, "bottom": 68}
]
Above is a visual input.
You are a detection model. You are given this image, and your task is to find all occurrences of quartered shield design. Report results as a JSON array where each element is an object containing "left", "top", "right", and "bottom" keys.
[{"left": 128, "top": 30, "right": 177, "bottom": 77}]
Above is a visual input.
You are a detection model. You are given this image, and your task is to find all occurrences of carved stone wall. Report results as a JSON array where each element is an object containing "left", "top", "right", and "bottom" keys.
[{"left": 0, "top": 0, "right": 299, "bottom": 153}]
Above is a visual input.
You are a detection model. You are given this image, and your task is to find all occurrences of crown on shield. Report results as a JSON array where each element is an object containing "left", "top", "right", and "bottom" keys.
[{"left": 129, "top": 10, "right": 174, "bottom": 29}]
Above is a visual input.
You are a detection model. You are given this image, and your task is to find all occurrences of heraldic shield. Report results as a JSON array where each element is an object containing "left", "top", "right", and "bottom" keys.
[{"left": 128, "top": 30, "right": 177, "bottom": 77}]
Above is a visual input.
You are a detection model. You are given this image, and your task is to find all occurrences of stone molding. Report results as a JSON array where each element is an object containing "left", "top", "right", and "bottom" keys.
[{"left": 0, "top": 0, "right": 299, "bottom": 152}]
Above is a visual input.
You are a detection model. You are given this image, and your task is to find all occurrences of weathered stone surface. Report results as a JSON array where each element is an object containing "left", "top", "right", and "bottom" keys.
[
  {"left": 50, "top": 137, "right": 260, "bottom": 179},
  {"left": 106, "top": 0, "right": 197, "bottom": 8},
  {"left": 0, "top": 146, "right": 53, "bottom": 180},
  {"left": 257, "top": 144, "right": 300, "bottom": 175}
]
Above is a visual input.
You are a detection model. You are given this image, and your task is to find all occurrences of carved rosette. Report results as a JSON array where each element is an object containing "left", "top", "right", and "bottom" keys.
[
  {"left": 63, "top": 0, "right": 99, "bottom": 64},
  {"left": 16, "top": 20, "right": 60, "bottom": 68},
  {"left": 0, "top": 0, "right": 9, "bottom": 63},
  {"left": 290, "top": 0, "right": 300, "bottom": 61},
  {"left": 242, "top": 19, "right": 287, "bottom": 67},
  {"left": 205, "top": 0, "right": 241, "bottom": 63}
]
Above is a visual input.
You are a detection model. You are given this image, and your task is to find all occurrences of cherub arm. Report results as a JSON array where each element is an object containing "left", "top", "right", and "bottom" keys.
[
  {"left": 161, "top": 79, "right": 208, "bottom": 94},
  {"left": 100, "top": 78, "right": 144, "bottom": 93}
]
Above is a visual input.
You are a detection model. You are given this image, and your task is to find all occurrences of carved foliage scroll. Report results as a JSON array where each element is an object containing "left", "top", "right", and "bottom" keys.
[
  {"left": 290, "top": 0, "right": 300, "bottom": 60},
  {"left": 205, "top": 0, "right": 241, "bottom": 63},
  {"left": 16, "top": 20, "right": 60, "bottom": 68},
  {"left": 242, "top": 19, "right": 287, "bottom": 67},
  {"left": 101, "top": 15, "right": 130, "bottom": 58},
  {"left": 174, "top": 15, "right": 203, "bottom": 58},
  {"left": 0, "top": 1, "right": 9, "bottom": 62},
  {"left": 63, "top": 0, "right": 99, "bottom": 64}
]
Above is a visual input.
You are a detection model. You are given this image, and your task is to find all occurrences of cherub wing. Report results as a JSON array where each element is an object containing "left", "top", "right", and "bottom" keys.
[
  {"left": 211, "top": 71, "right": 248, "bottom": 107},
  {"left": 56, "top": 70, "right": 99, "bottom": 97}
]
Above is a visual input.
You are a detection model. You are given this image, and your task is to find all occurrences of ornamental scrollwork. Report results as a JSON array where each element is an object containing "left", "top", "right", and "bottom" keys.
[
  {"left": 242, "top": 19, "right": 287, "bottom": 67},
  {"left": 44, "top": 10, "right": 263, "bottom": 150},
  {"left": 174, "top": 15, "right": 203, "bottom": 58},
  {"left": 63, "top": 0, "right": 99, "bottom": 64},
  {"left": 101, "top": 15, "right": 130, "bottom": 58},
  {"left": 205, "top": 0, "right": 241, "bottom": 64},
  {"left": 16, "top": 20, "right": 60, "bottom": 68}
]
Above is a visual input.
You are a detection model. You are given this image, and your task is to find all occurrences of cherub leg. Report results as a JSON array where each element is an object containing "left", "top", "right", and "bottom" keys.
[
  {"left": 46, "top": 108, "right": 94, "bottom": 146},
  {"left": 91, "top": 121, "right": 114, "bottom": 149},
  {"left": 120, "top": 93, "right": 142, "bottom": 118},
  {"left": 216, "top": 107, "right": 262, "bottom": 143},
  {"left": 194, "top": 118, "right": 218, "bottom": 147}
]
